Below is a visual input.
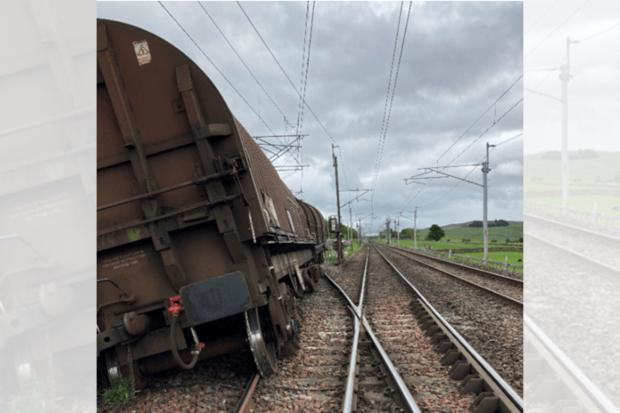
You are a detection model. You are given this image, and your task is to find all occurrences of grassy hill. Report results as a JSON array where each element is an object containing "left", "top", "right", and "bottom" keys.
[
  {"left": 525, "top": 150, "right": 620, "bottom": 221},
  {"left": 383, "top": 220, "right": 523, "bottom": 272},
  {"left": 412, "top": 221, "right": 523, "bottom": 244}
]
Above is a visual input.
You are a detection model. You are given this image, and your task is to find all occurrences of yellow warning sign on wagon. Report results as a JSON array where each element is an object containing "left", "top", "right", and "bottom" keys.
[{"left": 132, "top": 40, "right": 151, "bottom": 65}]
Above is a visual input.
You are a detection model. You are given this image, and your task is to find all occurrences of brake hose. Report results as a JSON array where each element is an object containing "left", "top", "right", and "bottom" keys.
[{"left": 169, "top": 315, "right": 203, "bottom": 370}]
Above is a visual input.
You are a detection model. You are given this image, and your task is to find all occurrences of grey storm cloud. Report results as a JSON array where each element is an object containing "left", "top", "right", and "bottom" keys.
[{"left": 98, "top": 1, "right": 523, "bottom": 234}]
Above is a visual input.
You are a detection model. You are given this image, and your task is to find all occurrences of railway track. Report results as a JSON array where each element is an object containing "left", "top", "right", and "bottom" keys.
[
  {"left": 525, "top": 211, "right": 620, "bottom": 243},
  {"left": 234, "top": 373, "right": 260, "bottom": 413},
  {"left": 525, "top": 315, "right": 619, "bottom": 413},
  {"left": 327, "top": 247, "right": 522, "bottom": 412},
  {"left": 525, "top": 212, "right": 620, "bottom": 272},
  {"left": 100, "top": 247, "right": 522, "bottom": 412},
  {"left": 249, "top": 257, "right": 361, "bottom": 412},
  {"left": 378, "top": 244, "right": 523, "bottom": 395},
  {"left": 526, "top": 232, "right": 620, "bottom": 407},
  {"left": 326, "top": 249, "right": 421, "bottom": 412},
  {"left": 391, "top": 245, "right": 522, "bottom": 282},
  {"left": 382, "top": 245, "right": 523, "bottom": 307}
]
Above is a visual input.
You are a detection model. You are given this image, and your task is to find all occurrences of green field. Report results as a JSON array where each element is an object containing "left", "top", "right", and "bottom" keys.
[
  {"left": 525, "top": 151, "right": 620, "bottom": 220},
  {"left": 386, "top": 221, "right": 523, "bottom": 271},
  {"left": 461, "top": 251, "right": 523, "bottom": 266},
  {"left": 525, "top": 151, "right": 620, "bottom": 187},
  {"left": 395, "top": 239, "right": 474, "bottom": 250},
  {"left": 397, "top": 221, "right": 523, "bottom": 247}
]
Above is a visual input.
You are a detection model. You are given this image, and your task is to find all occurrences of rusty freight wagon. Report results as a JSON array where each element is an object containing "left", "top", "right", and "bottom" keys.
[{"left": 96, "top": 19, "right": 326, "bottom": 385}]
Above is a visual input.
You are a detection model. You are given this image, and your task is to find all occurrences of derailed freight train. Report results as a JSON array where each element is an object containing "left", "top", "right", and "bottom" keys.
[{"left": 96, "top": 19, "right": 326, "bottom": 385}]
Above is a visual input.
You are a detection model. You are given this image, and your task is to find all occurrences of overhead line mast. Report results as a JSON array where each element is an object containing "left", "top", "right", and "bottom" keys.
[
  {"left": 405, "top": 142, "right": 496, "bottom": 263},
  {"left": 332, "top": 144, "right": 343, "bottom": 265}
]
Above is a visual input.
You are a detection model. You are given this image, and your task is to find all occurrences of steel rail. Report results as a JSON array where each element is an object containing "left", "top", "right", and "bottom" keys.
[
  {"left": 342, "top": 249, "right": 369, "bottom": 413},
  {"left": 525, "top": 232, "right": 620, "bottom": 276},
  {"left": 324, "top": 264, "right": 421, "bottom": 413},
  {"left": 234, "top": 373, "right": 260, "bottom": 413},
  {"left": 525, "top": 315, "right": 619, "bottom": 413},
  {"left": 382, "top": 245, "right": 523, "bottom": 307},
  {"left": 391, "top": 244, "right": 523, "bottom": 285},
  {"left": 375, "top": 247, "right": 524, "bottom": 413},
  {"left": 525, "top": 212, "right": 620, "bottom": 246}
]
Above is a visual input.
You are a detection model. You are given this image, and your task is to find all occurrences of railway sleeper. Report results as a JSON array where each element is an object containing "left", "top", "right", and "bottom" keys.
[
  {"left": 431, "top": 332, "right": 447, "bottom": 344},
  {"left": 441, "top": 350, "right": 462, "bottom": 366},
  {"left": 462, "top": 374, "right": 485, "bottom": 394},
  {"left": 449, "top": 359, "right": 471, "bottom": 380},
  {"left": 436, "top": 339, "right": 454, "bottom": 353},
  {"left": 377, "top": 248, "right": 520, "bottom": 413},
  {"left": 471, "top": 392, "right": 500, "bottom": 413}
]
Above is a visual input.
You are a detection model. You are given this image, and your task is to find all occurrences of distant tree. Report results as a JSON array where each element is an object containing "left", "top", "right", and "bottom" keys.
[
  {"left": 469, "top": 219, "right": 508, "bottom": 227},
  {"left": 426, "top": 224, "right": 445, "bottom": 241}
]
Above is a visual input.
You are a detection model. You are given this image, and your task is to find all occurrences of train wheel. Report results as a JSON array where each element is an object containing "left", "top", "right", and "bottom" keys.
[
  {"left": 288, "top": 270, "right": 304, "bottom": 298},
  {"left": 279, "top": 283, "right": 300, "bottom": 356},
  {"left": 301, "top": 269, "right": 315, "bottom": 293},
  {"left": 303, "top": 266, "right": 320, "bottom": 293},
  {"left": 245, "top": 308, "right": 277, "bottom": 377}
]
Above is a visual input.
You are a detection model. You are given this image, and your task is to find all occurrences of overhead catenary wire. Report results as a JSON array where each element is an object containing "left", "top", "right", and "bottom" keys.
[
  {"left": 294, "top": 1, "right": 317, "bottom": 197},
  {"left": 578, "top": 21, "right": 620, "bottom": 43},
  {"left": 402, "top": 73, "right": 522, "bottom": 213},
  {"left": 435, "top": 74, "right": 523, "bottom": 164},
  {"left": 448, "top": 97, "right": 523, "bottom": 164},
  {"left": 198, "top": 2, "right": 294, "bottom": 132},
  {"left": 526, "top": 15, "right": 620, "bottom": 110},
  {"left": 371, "top": 1, "right": 413, "bottom": 215},
  {"left": 158, "top": 1, "right": 276, "bottom": 135},
  {"left": 525, "top": 0, "right": 564, "bottom": 33},
  {"left": 236, "top": 1, "right": 336, "bottom": 143},
  {"left": 494, "top": 131, "right": 523, "bottom": 147},
  {"left": 373, "top": 1, "right": 404, "bottom": 179},
  {"left": 296, "top": 1, "right": 316, "bottom": 137},
  {"left": 525, "top": 0, "right": 592, "bottom": 59},
  {"left": 236, "top": 1, "right": 353, "bottom": 198},
  {"left": 375, "top": 3, "right": 412, "bottom": 185},
  {"left": 377, "top": 1, "right": 413, "bottom": 176},
  {"left": 407, "top": 93, "right": 522, "bottom": 210},
  {"left": 418, "top": 132, "right": 523, "bottom": 209}
]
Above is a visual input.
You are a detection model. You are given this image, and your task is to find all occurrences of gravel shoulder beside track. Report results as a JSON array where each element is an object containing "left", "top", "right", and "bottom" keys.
[
  {"left": 99, "top": 352, "right": 253, "bottom": 413},
  {"left": 100, "top": 266, "right": 353, "bottom": 413},
  {"left": 251, "top": 267, "right": 351, "bottom": 412},
  {"left": 381, "top": 247, "right": 523, "bottom": 396}
]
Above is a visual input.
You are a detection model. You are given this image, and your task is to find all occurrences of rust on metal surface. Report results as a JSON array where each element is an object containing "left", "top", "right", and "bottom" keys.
[
  {"left": 235, "top": 374, "right": 260, "bottom": 413},
  {"left": 97, "top": 19, "right": 325, "bottom": 383}
]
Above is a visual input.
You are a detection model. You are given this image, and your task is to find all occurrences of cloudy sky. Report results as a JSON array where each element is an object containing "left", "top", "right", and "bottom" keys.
[
  {"left": 98, "top": 1, "right": 523, "bottom": 234},
  {"left": 524, "top": 0, "right": 620, "bottom": 155}
]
